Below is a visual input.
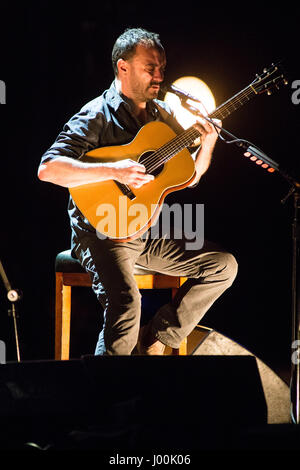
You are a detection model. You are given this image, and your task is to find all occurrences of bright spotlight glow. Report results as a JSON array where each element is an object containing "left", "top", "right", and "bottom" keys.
[{"left": 164, "top": 76, "right": 216, "bottom": 130}]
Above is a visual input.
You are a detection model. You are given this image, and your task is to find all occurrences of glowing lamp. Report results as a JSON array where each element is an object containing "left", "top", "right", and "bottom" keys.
[{"left": 164, "top": 76, "right": 216, "bottom": 129}]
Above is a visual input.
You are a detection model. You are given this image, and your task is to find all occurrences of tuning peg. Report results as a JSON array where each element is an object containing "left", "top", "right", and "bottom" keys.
[
  {"left": 283, "top": 79, "right": 288, "bottom": 85},
  {"left": 267, "top": 89, "right": 272, "bottom": 95}
]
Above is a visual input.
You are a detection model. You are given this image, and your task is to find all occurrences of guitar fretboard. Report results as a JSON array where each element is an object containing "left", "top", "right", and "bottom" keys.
[
  {"left": 117, "top": 80, "right": 264, "bottom": 193},
  {"left": 209, "top": 84, "right": 256, "bottom": 120},
  {"left": 142, "top": 84, "right": 258, "bottom": 174},
  {"left": 144, "top": 126, "right": 199, "bottom": 173}
]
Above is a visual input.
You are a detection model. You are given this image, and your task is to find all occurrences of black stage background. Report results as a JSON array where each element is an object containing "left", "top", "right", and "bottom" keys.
[{"left": 0, "top": 1, "right": 299, "bottom": 382}]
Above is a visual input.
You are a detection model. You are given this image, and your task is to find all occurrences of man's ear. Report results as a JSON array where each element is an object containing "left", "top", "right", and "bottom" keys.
[{"left": 117, "top": 58, "right": 128, "bottom": 76}]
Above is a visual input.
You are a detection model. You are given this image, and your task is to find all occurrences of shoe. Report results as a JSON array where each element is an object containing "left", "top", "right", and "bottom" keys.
[{"left": 137, "top": 322, "right": 165, "bottom": 355}]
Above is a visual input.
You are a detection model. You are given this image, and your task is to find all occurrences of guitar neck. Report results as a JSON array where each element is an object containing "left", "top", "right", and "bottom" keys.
[
  {"left": 177, "top": 83, "right": 258, "bottom": 147},
  {"left": 208, "top": 83, "right": 256, "bottom": 120},
  {"left": 145, "top": 81, "right": 262, "bottom": 172}
]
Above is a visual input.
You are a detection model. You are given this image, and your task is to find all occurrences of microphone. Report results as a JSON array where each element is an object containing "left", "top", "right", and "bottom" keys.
[{"left": 162, "top": 83, "right": 202, "bottom": 103}]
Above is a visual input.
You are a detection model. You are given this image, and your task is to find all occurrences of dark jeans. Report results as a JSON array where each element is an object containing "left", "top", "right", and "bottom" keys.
[{"left": 73, "top": 229, "right": 238, "bottom": 355}]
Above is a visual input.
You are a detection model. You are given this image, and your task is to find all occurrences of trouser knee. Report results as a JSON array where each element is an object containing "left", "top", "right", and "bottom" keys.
[
  {"left": 105, "top": 283, "right": 142, "bottom": 333},
  {"left": 216, "top": 251, "right": 238, "bottom": 285},
  {"left": 108, "top": 285, "right": 141, "bottom": 311}
]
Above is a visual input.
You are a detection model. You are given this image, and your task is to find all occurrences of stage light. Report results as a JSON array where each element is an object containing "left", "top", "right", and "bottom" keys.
[{"left": 164, "top": 76, "right": 216, "bottom": 129}]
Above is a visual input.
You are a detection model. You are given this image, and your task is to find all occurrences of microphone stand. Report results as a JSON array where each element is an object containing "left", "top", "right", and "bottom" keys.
[
  {"left": 179, "top": 96, "right": 300, "bottom": 424},
  {"left": 0, "top": 258, "right": 22, "bottom": 362}
]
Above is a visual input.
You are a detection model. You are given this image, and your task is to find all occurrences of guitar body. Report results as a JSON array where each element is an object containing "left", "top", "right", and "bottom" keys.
[{"left": 70, "top": 121, "right": 196, "bottom": 241}]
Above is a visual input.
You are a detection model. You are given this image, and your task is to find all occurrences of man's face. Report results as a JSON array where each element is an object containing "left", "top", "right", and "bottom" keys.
[{"left": 122, "top": 44, "right": 166, "bottom": 103}]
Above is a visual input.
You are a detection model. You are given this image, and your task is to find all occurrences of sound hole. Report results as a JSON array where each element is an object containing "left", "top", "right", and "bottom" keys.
[{"left": 139, "top": 151, "right": 164, "bottom": 178}]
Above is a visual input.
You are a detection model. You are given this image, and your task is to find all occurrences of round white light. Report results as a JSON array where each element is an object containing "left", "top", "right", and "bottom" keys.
[{"left": 164, "top": 76, "right": 216, "bottom": 129}]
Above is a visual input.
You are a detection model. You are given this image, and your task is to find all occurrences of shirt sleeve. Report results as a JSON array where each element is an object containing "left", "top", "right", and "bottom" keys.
[{"left": 40, "top": 105, "right": 105, "bottom": 164}]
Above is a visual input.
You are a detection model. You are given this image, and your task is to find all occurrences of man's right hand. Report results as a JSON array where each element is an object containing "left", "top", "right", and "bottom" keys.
[{"left": 111, "top": 159, "right": 154, "bottom": 188}]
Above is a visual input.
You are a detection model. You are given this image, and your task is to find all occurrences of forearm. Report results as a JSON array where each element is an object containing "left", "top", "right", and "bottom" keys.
[
  {"left": 37, "top": 157, "right": 116, "bottom": 188},
  {"left": 188, "top": 118, "right": 221, "bottom": 187},
  {"left": 189, "top": 142, "right": 215, "bottom": 186}
]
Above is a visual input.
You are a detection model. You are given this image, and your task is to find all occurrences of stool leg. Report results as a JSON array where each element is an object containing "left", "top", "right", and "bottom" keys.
[
  {"left": 61, "top": 285, "right": 71, "bottom": 360},
  {"left": 171, "top": 337, "right": 187, "bottom": 355},
  {"left": 178, "top": 337, "right": 187, "bottom": 355},
  {"left": 55, "top": 273, "right": 63, "bottom": 360},
  {"left": 55, "top": 273, "right": 71, "bottom": 361}
]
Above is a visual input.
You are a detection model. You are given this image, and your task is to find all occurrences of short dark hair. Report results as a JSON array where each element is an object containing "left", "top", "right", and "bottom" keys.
[{"left": 112, "top": 27, "right": 164, "bottom": 76}]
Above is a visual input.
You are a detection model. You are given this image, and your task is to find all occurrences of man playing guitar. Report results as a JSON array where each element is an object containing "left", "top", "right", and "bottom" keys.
[{"left": 38, "top": 27, "right": 238, "bottom": 355}]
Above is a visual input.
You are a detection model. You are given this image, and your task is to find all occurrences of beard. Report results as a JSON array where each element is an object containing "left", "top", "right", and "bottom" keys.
[
  {"left": 147, "top": 83, "right": 160, "bottom": 99},
  {"left": 132, "top": 84, "right": 159, "bottom": 102},
  {"left": 130, "top": 72, "right": 160, "bottom": 102}
]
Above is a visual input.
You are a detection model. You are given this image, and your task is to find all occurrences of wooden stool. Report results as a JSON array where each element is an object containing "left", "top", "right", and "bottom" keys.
[{"left": 55, "top": 250, "right": 188, "bottom": 360}]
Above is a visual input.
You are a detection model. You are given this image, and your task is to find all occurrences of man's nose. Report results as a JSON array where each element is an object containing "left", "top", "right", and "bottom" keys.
[{"left": 153, "top": 68, "right": 164, "bottom": 82}]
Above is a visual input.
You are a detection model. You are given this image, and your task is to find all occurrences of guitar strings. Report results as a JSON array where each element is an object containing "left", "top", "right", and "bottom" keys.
[
  {"left": 146, "top": 67, "right": 280, "bottom": 172},
  {"left": 142, "top": 86, "right": 256, "bottom": 174},
  {"left": 209, "top": 86, "right": 255, "bottom": 119},
  {"left": 151, "top": 129, "right": 198, "bottom": 169},
  {"left": 118, "top": 81, "right": 260, "bottom": 194},
  {"left": 152, "top": 86, "right": 255, "bottom": 167},
  {"left": 146, "top": 69, "right": 278, "bottom": 172},
  {"left": 141, "top": 127, "right": 197, "bottom": 171},
  {"left": 145, "top": 86, "right": 255, "bottom": 171},
  {"left": 142, "top": 132, "right": 195, "bottom": 174},
  {"left": 144, "top": 127, "right": 199, "bottom": 174},
  {"left": 119, "top": 72, "right": 276, "bottom": 193}
]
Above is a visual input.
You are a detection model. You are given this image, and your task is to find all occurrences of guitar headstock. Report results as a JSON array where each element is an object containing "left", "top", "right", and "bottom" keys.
[{"left": 251, "top": 62, "right": 288, "bottom": 95}]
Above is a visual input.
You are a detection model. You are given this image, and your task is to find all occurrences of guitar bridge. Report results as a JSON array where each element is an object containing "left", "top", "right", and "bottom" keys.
[{"left": 114, "top": 181, "right": 136, "bottom": 200}]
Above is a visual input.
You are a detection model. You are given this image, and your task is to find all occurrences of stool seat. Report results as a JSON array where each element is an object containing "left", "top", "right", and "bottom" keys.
[
  {"left": 55, "top": 249, "right": 163, "bottom": 276},
  {"left": 55, "top": 250, "right": 85, "bottom": 273},
  {"left": 55, "top": 249, "right": 187, "bottom": 359}
]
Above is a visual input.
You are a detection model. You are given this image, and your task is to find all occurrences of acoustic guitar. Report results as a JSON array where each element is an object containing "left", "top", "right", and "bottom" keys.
[{"left": 70, "top": 64, "right": 287, "bottom": 241}]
